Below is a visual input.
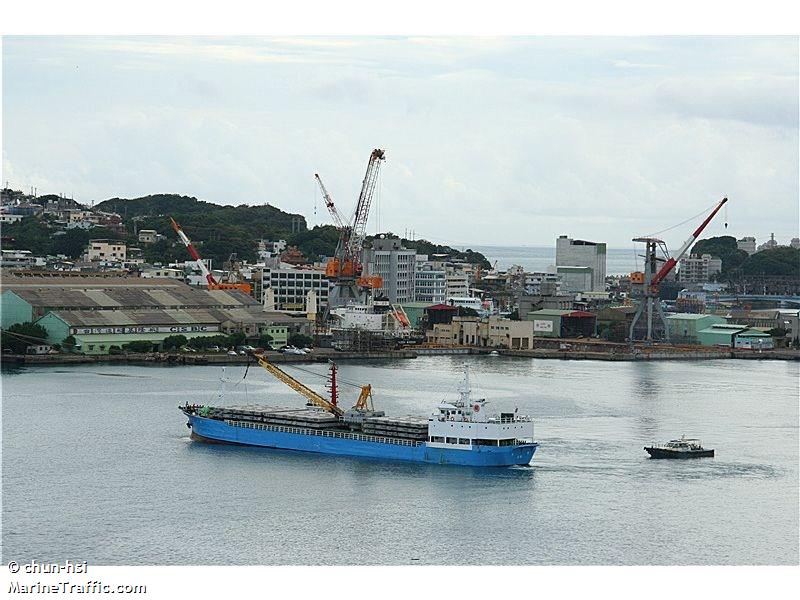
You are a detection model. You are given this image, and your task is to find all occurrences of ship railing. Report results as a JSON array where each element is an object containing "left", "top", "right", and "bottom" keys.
[
  {"left": 487, "top": 416, "right": 532, "bottom": 424},
  {"left": 226, "top": 420, "right": 424, "bottom": 447}
]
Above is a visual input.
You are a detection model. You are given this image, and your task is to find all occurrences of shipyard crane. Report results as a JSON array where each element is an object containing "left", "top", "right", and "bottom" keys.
[
  {"left": 315, "top": 149, "right": 386, "bottom": 312},
  {"left": 169, "top": 217, "right": 252, "bottom": 295},
  {"left": 629, "top": 197, "right": 728, "bottom": 343}
]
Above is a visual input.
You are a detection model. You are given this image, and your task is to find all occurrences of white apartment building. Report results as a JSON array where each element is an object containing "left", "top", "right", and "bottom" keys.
[
  {"left": 261, "top": 265, "right": 331, "bottom": 311},
  {"left": 365, "top": 237, "right": 417, "bottom": 304},
  {"left": 445, "top": 269, "right": 470, "bottom": 298},
  {"left": 555, "top": 236, "right": 607, "bottom": 292},
  {"left": 414, "top": 257, "right": 447, "bottom": 304},
  {"left": 736, "top": 237, "right": 756, "bottom": 255},
  {"left": 87, "top": 240, "right": 126, "bottom": 262},
  {"left": 524, "top": 271, "right": 561, "bottom": 295},
  {"left": 678, "top": 253, "right": 722, "bottom": 283}
]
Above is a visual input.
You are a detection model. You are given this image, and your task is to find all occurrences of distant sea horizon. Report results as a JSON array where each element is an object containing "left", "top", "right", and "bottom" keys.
[{"left": 468, "top": 245, "right": 640, "bottom": 276}]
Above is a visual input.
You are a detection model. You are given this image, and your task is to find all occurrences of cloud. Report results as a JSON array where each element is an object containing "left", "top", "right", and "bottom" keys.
[{"left": 2, "top": 36, "right": 797, "bottom": 246}]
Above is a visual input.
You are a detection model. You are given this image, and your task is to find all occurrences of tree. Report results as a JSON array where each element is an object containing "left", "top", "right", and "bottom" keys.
[
  {"left": 257, "top": 333, "right": 274, "bottom": 348},
  {"left": 2, "top": 322, "right": 49, "bottom": 354},
  {"left": 162, "top": 334, "right": 188, "bottom": 351},
  {"left": 691, "top": 236, "right": 748, "bottom": 275},
  {"left": 123, "top": 340, "right": 154, "bottom": 353},
  {"left": 63, "top": 335, "right": 77, "bottom": 352},
  {"left": 734, "top": 247, "right": 800, "bottom": 278},
  {"left": 288, "top": 333, "right": 313, "bottom": 348},
  {"left": 457, "top": 306, "right": 479, "bottom": 318},
  {"left": 228, "top": 331, "right": 246, "bottom": 347}
]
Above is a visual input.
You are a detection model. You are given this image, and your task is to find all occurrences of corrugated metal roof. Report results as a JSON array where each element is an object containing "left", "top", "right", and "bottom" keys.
[
  {"left": 666, "top": 313, "right": 718, "bottom": 320},
  {"left": 529, "top": 309, "right": 573, "bottom": 316},
  {"left": 5, "top": 283, "right": 259, "bottom": 310}
]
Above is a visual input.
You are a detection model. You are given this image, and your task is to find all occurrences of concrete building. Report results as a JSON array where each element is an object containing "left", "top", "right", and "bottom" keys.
[
  {"left": 414, "top": 259, "right": 447, "bottom": 304},
  {"left": 426, "top": 315, "right": 535, "bottom": 349},
  {"left": 137, "top": 229, "right": 162, "bottom": 244},
  {"left": 87, "top": 239, "right": 127, "bottom": 262},
  {"left": 365, "top": 237, "right": 417, "bottom": 304},
  {"left": 0, "top": 212, "right": 24, "bottom": 224},
  {"left": 445, "top": 269, "right": 470, "bottom": 298},
  {"left": 0, "top": 250, "right": 38, "bottom": 268},
  {"left": 555, "top": 236, "right": 607, "bottom": 292},
  {"left": 526, "top": 309, "right": 597, "bottom": 338},
  {"left": 556, "top": 266, "right": 594, "bottom": 293},
  {"left": 678, "top": 254, "right": 722, "bottom": 283},
  {"left": 737, "top": 237, "right": 756, "bottom": 255},
  {"left": 524, "top": 272, "right": 561, "bottom": 295},
  {"left": 261, "top": 265, "right": 330, "bottom": 311}
]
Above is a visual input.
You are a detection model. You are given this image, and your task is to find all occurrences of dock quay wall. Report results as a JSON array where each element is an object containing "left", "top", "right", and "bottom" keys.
[{"left": 3, "top": 346, "right": 797, "bottom": 366}]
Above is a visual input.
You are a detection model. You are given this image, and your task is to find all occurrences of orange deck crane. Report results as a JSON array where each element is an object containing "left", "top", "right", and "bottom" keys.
[{"left": 169, "top": 217, "right": 252, "bottom": 295}]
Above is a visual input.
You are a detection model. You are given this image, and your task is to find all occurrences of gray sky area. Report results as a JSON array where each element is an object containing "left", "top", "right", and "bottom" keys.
[{"left": 2, "top": 36, "right": 798, "bottom": 247}]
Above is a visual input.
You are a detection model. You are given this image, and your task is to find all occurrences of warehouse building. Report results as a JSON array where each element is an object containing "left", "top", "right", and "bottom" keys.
[
  {"left": 426, "top": 316, "right": 534, "bottom": 349},
  {"left": 526, "top": 309, "right": 597, "bottom": 338},
  {"left": 696, "top": 323, "right": 773, "bottom": 349},
  {"left": 665, "top": 313, "right": 726, "bottom": 344}
]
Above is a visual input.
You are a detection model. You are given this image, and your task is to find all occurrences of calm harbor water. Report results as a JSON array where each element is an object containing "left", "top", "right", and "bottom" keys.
[{"left": 2, "top": 357, "right": 798, "bottom": 565}]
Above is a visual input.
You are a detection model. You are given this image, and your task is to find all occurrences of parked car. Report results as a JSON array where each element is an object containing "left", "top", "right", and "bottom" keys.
[
  {"left": 227, "top": 350, "right": 238, "bottom": 356},
  {"left": 208, "top": 346, "right": 221, "bottom": 352}
]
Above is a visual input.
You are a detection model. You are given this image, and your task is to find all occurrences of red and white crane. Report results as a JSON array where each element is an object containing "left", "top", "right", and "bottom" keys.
[
  {"left": 650, "top": 197, "right": 729, "bottom": 288},
  {"left": 169, "top": 217, "right": 252, "bottom": 295},
  {"left": 629, "top": 197, "right": 729, "bottom": 343}
]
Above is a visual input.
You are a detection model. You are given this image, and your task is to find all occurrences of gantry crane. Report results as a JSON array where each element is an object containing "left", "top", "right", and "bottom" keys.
[
  {"left": 315, "top": 148, "right": 386, "bottom": 312},
  {"left": 169, "top": 217, "right": 252, "bottom": 295},
  {"left": 629, "top": 197, "right": 728, "bottom": 343}
]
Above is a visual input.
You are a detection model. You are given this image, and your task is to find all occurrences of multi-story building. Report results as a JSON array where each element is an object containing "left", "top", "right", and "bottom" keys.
[
  {"left": 414, "top": 257, "right": 446, "bottom": 304},
  {"left": 556, "top": 266, "right": 593, "bottom": 293},
  {"left": 678, "top": 253, "right": 722, "bottom": 283},
  {"left": 555, "top": 236, "right": 607, "bottom": 292},
  {"left": 0, "top": 250, "right": 38, "bottom": 268},
  {"left": 365, "top": 236, "right": 417, "bottom": 304},
  {"left": 261, "top": 265, "right": 330, "bottom": 311},
  {"left": 445, "top": 268, "right": 470, "bottom": 298},
  {"left": 523, "top": 272, "right": 561, "bottom": 296},
  {"left": 87, "top": 240, "right": 127, "bottom": 262},
  {"left": 737, "top": 237, "right": 756, "bottom": 255}
]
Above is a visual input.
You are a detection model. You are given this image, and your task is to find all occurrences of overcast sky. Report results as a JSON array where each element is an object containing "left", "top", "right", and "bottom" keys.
[{"left": 3, "top": 36, "right": 798, "bottom": 248}]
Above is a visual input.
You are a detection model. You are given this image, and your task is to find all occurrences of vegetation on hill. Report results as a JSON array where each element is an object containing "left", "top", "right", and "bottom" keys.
[
  {"left": 4, "top": 191, "right": 491, "bottom": 270},
  {"left": 733, "top": 246, "right": 800, "bottom": 278},
  {"left": 2, "top": 218, "right": 118, "bottom": 259},
  {"left": 691, "top": 236, "right": 799, "bottom": 280},
  {"left": 376, "top": 235, "right": 491, "bottom": 270},
  {"left": 691, "top": 236, "right": 748, "bottom": 275}
]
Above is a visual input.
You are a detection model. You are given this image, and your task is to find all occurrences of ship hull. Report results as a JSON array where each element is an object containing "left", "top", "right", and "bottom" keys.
[
  {"left": 644, "top": 446, "right": 715, "bottom": 459},
  {"left": 188, "top": 415, "right": 537, "bottom": 467}
]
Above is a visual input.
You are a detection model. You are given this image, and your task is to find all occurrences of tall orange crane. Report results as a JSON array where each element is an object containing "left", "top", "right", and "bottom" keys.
[
  {"left": 315, "top": 149, "right": 385, "bottom": 311},
  {"left": 169, "top": 217, "right": 252, "bottom": 295}
]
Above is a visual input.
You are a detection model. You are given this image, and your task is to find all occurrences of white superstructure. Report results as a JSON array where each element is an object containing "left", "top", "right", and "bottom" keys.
[{"left": 426, "top": 366, "right": 534, "bottom": 450}]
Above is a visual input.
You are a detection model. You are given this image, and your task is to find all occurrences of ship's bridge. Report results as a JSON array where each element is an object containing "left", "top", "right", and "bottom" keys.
[{"left": 426, "top": 366, "right": 534, "bottom": 450}]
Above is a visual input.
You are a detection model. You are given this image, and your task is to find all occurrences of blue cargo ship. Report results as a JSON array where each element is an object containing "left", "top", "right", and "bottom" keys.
[{"left": 181, "top": 359, "right": 538, "bottom": 467}]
